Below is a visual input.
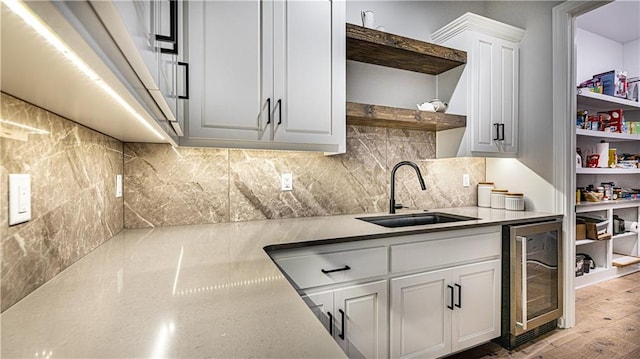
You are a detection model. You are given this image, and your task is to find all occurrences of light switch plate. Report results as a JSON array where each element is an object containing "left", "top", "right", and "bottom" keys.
[
  {"left": 9, "top": 174, "right": 31, "bottom": 225},
  {"left": 462, "top": 174, "right": 470, "bottom": 187},
  {"left": 116, "top": 175, "right": 123, "bottom": 198},
  {"left": 281, "top": 173, "right": 293, "bottom": 191}
]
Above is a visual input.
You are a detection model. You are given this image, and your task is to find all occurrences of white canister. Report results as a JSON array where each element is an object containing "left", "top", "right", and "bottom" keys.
[
  {"left": 505, "top": 193, "right": 525, "bottom": 211},
  {"left": 490, "top": 189, "right": 508, "bottom": 209},
  {"left": 477, "top": 182, "right": 494, "bottom": 207}
]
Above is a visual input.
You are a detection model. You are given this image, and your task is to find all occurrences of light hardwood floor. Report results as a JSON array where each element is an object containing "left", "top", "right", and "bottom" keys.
[{"left": 446, "top": 271, "right": 640, "bottom": 358}]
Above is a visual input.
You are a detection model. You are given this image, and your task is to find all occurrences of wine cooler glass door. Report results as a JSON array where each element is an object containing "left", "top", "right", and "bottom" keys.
[{"left": 511, "top": 221, "right": 563, "bottom": 336}]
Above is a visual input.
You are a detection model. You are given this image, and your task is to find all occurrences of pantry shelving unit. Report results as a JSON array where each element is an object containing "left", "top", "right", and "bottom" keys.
[
  {"left": 574, "top": 92, "right": 640, "bottom": 288},
  {"left": 345, "top": 23, "right": 467, "bottom": 131}
]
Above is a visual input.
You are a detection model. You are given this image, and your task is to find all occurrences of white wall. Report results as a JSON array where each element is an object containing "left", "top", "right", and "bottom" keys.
[
  {"left": 482, "top": 1, "right": 562, "bottom": 212},
  {"left": 345, "top": 1, "right": 562, "bottom": 212},
  {"left": 345, "top": 1, "right": 486, "bottom": 109},
  {"left": 576, "top": 28, "right": 625, "bottom": 85},
  {"left": 623, "top": 39, "right": 639, "bottom": 78}
]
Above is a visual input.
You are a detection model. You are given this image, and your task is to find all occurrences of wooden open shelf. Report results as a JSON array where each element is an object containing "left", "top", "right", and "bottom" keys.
[
  {"left": 346, "top": 23, "right": 466, "bottom": 75},
  {"left": 346, "top": 102, "right": 466, "bottom": 131}
]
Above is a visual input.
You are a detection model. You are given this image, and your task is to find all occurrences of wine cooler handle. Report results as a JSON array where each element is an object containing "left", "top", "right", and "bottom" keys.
[{"left": 516, "top": 235, "right": 528, "bottom": 330}]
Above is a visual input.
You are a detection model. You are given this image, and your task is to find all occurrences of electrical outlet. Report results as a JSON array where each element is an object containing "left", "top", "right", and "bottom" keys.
[
  {"left": 463, "top": 174, "right": 470, "bottom": 187},
  {"left": 281, "top": 173, "right": 293, "bottom": 191}
]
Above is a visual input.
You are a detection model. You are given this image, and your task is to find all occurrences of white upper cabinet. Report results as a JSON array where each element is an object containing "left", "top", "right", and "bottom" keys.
[
  {"left": 91, "top": 0, "right": 187, "bottom": 135},
  {"left": 186, "top": 0, "right": 268, "bottom": 142},
  {"left": 272, "top": 0, "right": 343, "bottom": 148},
  {"left": 184, "top": 0, "right": 346, "bottom": 153},
  {"left": 108, "top": 0, "right": 160, "bottom": 91},
  {"left": 432, "top": 13, "right": 525, "bottom": 157}
]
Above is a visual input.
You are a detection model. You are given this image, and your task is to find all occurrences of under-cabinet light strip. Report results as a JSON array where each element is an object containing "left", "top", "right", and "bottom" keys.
[
  {"left": 0, "top": 119, "right": 49, "bottom": 135},
  {"left": 2, "top": 0, "right": 166, "bottom": 141}
]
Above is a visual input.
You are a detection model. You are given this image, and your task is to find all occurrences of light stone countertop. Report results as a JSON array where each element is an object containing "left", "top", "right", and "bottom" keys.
[{"left": 0, "top": 207, "right": 561, "bottom": 358}]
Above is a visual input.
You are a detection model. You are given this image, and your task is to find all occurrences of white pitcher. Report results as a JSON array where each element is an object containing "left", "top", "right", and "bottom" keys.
[{"left": 361, "top": 10, "right": 375, "bottom": 28}]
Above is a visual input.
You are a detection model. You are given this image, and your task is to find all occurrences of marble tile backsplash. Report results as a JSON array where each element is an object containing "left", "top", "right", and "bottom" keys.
[
  {"left": 0, "top": 93, "right": 124, "bottom": 312},
  {"left": 124, "top": 126, "right": 485, "bottom": 228},
  {"left": 1, "top": 91, "right": 484, "bottom": 311}
]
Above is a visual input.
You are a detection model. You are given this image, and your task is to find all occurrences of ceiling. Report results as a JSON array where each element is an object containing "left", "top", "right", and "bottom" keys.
[
  {"left": 576, "top": 0, "right": 640, "bottom": 44},
  {"left": 1, "top": 2, "right": 170, "bottom": 143}
]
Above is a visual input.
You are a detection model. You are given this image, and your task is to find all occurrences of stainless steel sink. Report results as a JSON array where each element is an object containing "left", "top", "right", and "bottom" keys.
[{"left": 356, "top": 212, "right": 478, "bottom": 228}]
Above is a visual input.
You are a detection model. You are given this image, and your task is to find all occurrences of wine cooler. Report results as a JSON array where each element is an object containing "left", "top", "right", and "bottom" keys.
[{"left": 498, "top": 219, "right": 563, "bottom": 349}]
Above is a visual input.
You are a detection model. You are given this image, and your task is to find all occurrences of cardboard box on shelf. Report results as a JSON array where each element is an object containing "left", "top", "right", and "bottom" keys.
[
  {"left": 591, "top": 70, "right": 628, "bottom": 98},
  {"left": 628, "top": 77, "right": 639, "bottom": 101},
  {"left": 576, "top": 223, "right": 586, "bottom": 240},
  {"left": 607, "top": 109, "right": 623, "bottom": 132},
  {"left": 577, "top": 215, "right": 609, "bottom": 240}
]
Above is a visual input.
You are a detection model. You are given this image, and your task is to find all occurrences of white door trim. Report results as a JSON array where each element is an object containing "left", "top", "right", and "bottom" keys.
[{"left": 551, "top": 0, "right": 611, "bottom": 329}]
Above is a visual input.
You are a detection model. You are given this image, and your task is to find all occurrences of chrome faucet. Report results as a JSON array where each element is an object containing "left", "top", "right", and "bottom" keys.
[{"left": 389, "top": 161, "right": 426, "bottom": 214}]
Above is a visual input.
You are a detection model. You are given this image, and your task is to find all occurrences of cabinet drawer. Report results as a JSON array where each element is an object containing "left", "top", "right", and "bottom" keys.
[
  {"left": 274, "top": 246, "right": 388, "bottom": 289},
  {"left": 391, "top": 231, "right": 500, "bottom": 274}
]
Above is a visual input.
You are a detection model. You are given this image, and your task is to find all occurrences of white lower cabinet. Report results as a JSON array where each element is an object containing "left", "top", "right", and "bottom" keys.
[
  {"left": 271, "top": 226, "right": 502, "bottom": 359},
  {"left": 390, "top": 268, "right": 451, "bottom": 359},
  {"left": 390, "top": 260, "right": 501, "bottom": 359},
  {"left": 450, "top": 260, "right": 501, "bottom": 353},
  {"left": 305, "top": 280, "right": 389, "bottom": 359}
]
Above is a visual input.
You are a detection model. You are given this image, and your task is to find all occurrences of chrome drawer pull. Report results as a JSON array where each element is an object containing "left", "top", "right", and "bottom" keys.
[{"left": 321, "top": 265, "right": 351, "bottom": 274}]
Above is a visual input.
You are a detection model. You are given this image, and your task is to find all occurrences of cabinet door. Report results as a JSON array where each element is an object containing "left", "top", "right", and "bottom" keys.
[
  {"left": 111, "top": 0, "right": 160, "bottom": 90},
  {"left": 304, "top": 291, "right": 335, "bottom": 336},
  {"left": 272, "top": 0, "right": 344, "bottom": 149},
  {"left": 470, "top": 34, "right": 518, "bottom": 154},
  {"left": 390, "top": 269, "right": 452, "bottom": 359},
  {"left": 156, "top": 0, "right": 178, "bottom": 123},
  {"left": 187, "top": 0, "right": 269, "bottom": 141},
  {"left": 450, "top": 259, "right": 501, "bottom": 352},
  {"left": 334, "top": 280, "right": 388, "bottom": 359}
]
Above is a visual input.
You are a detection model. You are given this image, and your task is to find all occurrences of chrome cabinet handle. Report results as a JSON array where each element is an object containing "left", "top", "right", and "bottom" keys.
[{"left": 321, "top": 265, "right": 351, "bottom": 274}]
